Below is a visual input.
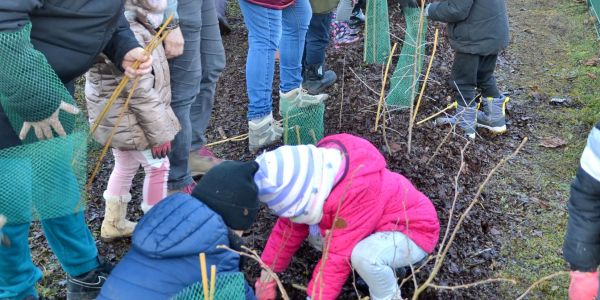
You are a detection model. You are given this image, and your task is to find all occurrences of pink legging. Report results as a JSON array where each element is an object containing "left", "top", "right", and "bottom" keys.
[{"left": 105, "top": 149, "right": 170, "bottom": 212}]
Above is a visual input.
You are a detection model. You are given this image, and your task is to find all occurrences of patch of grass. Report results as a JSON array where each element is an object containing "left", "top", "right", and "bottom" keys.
[{"left": 495, "top": 0, "right": 599, "bottom": 299}]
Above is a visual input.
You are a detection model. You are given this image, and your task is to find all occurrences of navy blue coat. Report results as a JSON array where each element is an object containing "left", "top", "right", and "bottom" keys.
[{"left": 98, "top": 193, "right": 255, "bottom": 300}]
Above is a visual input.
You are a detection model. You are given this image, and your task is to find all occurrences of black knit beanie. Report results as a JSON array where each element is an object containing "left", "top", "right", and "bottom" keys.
[{"left": 192, "top": 160, "right": 260, "bottom": 230}]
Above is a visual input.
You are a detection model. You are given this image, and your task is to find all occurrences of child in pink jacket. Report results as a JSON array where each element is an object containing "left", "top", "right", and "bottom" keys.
[{"left": 253, "top": 133, "right": 440, "bottom": 300}]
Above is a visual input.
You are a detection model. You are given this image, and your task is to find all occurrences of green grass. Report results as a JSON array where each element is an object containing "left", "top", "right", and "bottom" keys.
[{"left": 495, "top": 1, "right": 600, "bottom": 299}]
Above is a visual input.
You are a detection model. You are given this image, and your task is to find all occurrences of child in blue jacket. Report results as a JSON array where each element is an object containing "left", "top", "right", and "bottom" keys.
[{"left": 98, "top": 161, "right": 260, "bottom": 299}]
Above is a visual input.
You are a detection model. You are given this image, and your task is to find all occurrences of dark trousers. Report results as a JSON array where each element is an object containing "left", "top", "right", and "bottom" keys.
[
  {"left": 303, "top": 12, "right": 333, "bottom": 67},
  {"left": 451, "top": 52, "right": 501, "bottom": 107}
]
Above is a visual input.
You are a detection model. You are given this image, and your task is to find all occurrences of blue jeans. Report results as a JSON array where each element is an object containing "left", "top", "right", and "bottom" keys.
[
  {"left": 168, "top": 0, "right": 226, "bottom": 190},
  {"left": 239, "top": 0, "right": 312, "bottom": 120},
  {"left": 0, "top": 213, "right": 99, "bottom": 299},
  {"left": 304, "top": 12, "right": 333, "bottom": 66}
]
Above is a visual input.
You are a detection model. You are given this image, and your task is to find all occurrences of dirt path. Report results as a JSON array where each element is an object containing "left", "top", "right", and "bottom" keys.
[{"left": 492, "top": 0, "right": 600, "bottom": 299}]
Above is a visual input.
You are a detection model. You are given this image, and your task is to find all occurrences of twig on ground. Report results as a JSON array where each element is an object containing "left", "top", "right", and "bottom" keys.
[
  {"left": 515, "top": 271, "right": 569, "bottom": 300},
  {"left": 412, "top": 138, "right": 529, "bottom": 300},
  {"left": 426, "top": 125, "right": 454, "bottom": 166},
  {"left": 349, "top": 67, "right": 380, "bottom": 96},
  {"left": 429, "top": 278, "right": 517, "bottom": 291}
]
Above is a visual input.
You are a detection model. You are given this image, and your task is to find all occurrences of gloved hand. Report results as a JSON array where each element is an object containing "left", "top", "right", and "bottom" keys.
[
  {"left": 19, "top": 101, "right": 80, "bottom": 141},
  {"left": 255, "top": 273, "right": 277, "bottom": 300},
  {"left": 569, "top": 271, "right": 599, "bottom": 300},
  {"left": 151, "top": 141, "right": 171, "bottom": 159}
]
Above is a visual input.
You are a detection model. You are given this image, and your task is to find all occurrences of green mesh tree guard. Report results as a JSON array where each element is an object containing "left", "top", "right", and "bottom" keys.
[
  {"left": 386, "top": 8, "right": 428, "bottom": 108},
  {"left": 589, "top": 0, "right": 600, "bottom": 39},
  {"left": 171, "top": 272, "right": 247, "bottom": 300},
  {"left": 364, "top": 0, "right": 391, "bottom": 64},
  {"left": 0, "top": 23, "right": 88, "bottom": 224},
  {"left": 281, "top": 100, "right": 325, "bottom": 145}
]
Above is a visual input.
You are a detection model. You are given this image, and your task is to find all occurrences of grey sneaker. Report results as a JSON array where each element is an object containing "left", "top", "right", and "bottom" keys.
[
  {"left": 248, "top": 113, "right": 283, "bottom": 153},
  {"left": 302, "top": 64, "right": 337, "bottom": 95},
  {"left": 279, "top": 87, "right": 328, "bottom": 117},
  {"left": 435, "top": 104, "right": 477, "bottom": 139},
  {"left": 477, "top": 95, "right": 509, "bottom": 134}
]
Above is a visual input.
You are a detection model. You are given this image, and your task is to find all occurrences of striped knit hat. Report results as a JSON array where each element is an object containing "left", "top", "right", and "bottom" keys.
[{"left": 254, "top": 145, "right": 343, "bottom": 225}]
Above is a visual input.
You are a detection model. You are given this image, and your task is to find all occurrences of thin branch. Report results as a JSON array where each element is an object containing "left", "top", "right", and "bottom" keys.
[
  {"left": 217, "top": 245, "right": 290, "bottom": 300},
  {"left": 436, "top": 141, "right": 470, "bottom": 262},
  {"left": 515, "top": 271, "right": 569, "bottom": 300},
  {"left": 429, "top": 278, "right": 517, "bottom": 291},
  {"left": 349, "top": 67, "right": 380, "bottom": 96},
  {"left": 339, "top": 54, "right": 347, "bottom": 129},
  {"left": 412, "top": 138, "right": 529, "bottom": 300}
]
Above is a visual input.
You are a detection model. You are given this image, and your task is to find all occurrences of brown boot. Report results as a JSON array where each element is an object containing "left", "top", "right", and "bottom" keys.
[{"left": 101, "top": 192, "right": 137, "bottom": 242}]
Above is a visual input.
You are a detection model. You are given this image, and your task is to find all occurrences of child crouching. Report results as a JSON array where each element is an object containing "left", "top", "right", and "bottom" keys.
[
  {"left": 85, "top": 0, "right": 180, "bottom": 241},
  {"left": 98, "top": 161, "right": 260, "bottom": 299},
  {"left": 253, "top": 134, "right": 440, "bottom": 300}
]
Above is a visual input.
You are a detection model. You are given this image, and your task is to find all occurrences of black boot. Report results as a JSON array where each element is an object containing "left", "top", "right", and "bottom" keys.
[
  {"left": 66, "top": 261, "right": 113, "bottom": 300},
  {"left": 302, "top": 64, "right": 337, "bottom": 95}
]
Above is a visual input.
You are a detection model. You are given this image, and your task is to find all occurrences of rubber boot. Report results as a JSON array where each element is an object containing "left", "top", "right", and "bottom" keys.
[
  {"left": 100, "top": 192, "right": 137, "bottom": 242},
  {"left": 477, "top": 95, "right": 509, "bottom": 134},
  {"left": 302, "top": 64, "right": 337, "bottom": 95},
  {"left": 435, "top": 104, "right": 477, "bottom": 139},
  {"left": 279, "top": 87, "right": 328, "bottom": 117},
  {"left": 248, "top": 112, "right": 283, "bottom": 153}
]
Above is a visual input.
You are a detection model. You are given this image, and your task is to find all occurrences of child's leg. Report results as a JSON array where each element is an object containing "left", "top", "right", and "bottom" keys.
[
  {"left": 476, "top": 53, "right": 509, "bottom": 133},
  {"left": 105, "top": 149, "right": 140, "bottom": 197},
  {"left": 133, "top": 150, "right": 170, "bottom": 213},
  {"left": 477, "top": 54, "right": 501, "bottom": 98},
  {"left": 102, "top": 149, "right": 140, "bottom": 241},
  {"left": 451, "top": 52, "right": 480, "bottom": 107},
  {"left": 351, "top": 232, "right": 427, "bottom": 300}
]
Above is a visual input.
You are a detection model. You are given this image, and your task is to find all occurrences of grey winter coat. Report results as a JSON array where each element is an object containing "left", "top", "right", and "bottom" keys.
[
  {"left": 427, "top": 0, "right": 509, "bottom": 55},
  {"left": 85, "top": 4, "right": 180, "bottom": 151}
]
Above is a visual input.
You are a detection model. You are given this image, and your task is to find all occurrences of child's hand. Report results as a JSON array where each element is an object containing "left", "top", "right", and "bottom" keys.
[
  {"left": 151, "top": 141, "right": 171, "bottom": 159},
  {"left": 569, "top": 271, "right": 599, "bottom": 300},
  {"left": 255, "top": 272, "right": 277, "bottom": 300},
  {"left": 122, "top": 47, "right": 153, "bottom": 78}
]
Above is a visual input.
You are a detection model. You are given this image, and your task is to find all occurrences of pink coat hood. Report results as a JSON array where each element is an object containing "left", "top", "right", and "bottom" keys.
[{"left": 260, "top": 134, "right": 440, "bottom": 300}]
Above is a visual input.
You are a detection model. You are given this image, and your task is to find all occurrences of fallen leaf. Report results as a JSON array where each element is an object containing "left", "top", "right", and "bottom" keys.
[
  {"left": 333, "top": 218, "right": 347, "bottom": 229},
  {"left": 587, "top": 72, "right": 597, "bottom": 79},
  {"left": 583, "top": 57, "right": 600, "bottom": 66},
  {"left": 540, "top": 137, "right": 567, "bottom": 148},
  {"left": 388, "top": 142, "right": 402, "bottom": 153}
]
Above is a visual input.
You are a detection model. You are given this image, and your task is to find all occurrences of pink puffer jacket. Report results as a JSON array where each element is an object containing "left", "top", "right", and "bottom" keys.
[
  {"left": 260, "top": 134, "right": 440, "bottom": 300},
  {"left": 85, "top": 6, "right": 180, "bottom": 151}
]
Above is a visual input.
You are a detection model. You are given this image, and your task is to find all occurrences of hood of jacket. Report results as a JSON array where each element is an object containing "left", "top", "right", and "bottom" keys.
[{"left": 132, "top": 193, "right": 232, "bottom": 258}]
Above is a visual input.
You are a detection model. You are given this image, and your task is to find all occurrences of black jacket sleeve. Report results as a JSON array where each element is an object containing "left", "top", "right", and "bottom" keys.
[
  {"left": 564, "top": 123, "right": 600, "bottom": 272},
  {"left": 102, "top": 13, "right": 141, "bottom": 72},
  {"left": 427, "top": 0, "right": 474, "bottom": 23},
  {"left": 0, "top": 0, "right": 42, "bottom": 32}
]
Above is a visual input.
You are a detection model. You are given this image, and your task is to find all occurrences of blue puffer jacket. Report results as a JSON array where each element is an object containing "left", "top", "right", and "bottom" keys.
[{"left": 98, "top": 193, "right": 255, "bottom": 300}]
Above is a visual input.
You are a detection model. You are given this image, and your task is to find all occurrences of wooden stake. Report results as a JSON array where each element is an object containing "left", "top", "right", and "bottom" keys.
[
  {"left": 209, "top": 265, "right": 216, "bottom": 300},
  {"left": 412, "top": 29, "right": 439, "bottom": 122},
  {"left": 374, "top": 42, "right": 398, "bottom": 132},
  {"left": 200, "top": 253, "right": 209, "bottom": 300},
  {"left": 416, "top": 102, "right": 458, "bottom": 126}
]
